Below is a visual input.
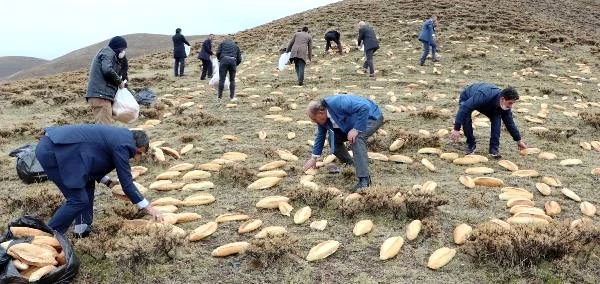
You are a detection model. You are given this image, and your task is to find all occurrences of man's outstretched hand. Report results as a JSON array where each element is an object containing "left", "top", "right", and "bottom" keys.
[
  {"left": 517, "top": 140, "right": 528, "bottom": 151},
  {"left": 450, "top": 130, "right": 461, "bottom": 142}
]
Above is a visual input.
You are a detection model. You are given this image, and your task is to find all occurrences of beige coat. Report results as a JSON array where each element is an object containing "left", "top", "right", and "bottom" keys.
[{"left": 287, "top": 31, "right": 312, "bottom": 62}]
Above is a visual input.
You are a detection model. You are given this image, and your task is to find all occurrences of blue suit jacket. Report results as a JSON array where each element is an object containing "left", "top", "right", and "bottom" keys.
[
  {"left": 312, "top": 95, "right": 382, "bottom": 156},
  {"left": 418, "top": 18, "right": 436, "bottom": 43},
  {"left": 454, "top": 83, "right": 521, "bottom": 141},
  {"left": 43, "top": 124, "right": 144, "bottom": 204},
  {"left": 357, "top": 25, "right": 380, "bottom": 51}
]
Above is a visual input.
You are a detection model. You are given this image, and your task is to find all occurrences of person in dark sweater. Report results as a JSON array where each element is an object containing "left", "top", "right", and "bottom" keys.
[
  {"left": 450, "top": 83, "right": 528, "bottom": 158},
  {"left": 216, "top": 36, "right": 242, "bottom": 102},
  {"left": 324, "top": 30, "right": 342, "bottom": 54},
  {"left": 198, "top": 34, "right": 214, "bottom": 80},
  {"left": 172, "top": 28, "right": 191, "bottom": 77}
]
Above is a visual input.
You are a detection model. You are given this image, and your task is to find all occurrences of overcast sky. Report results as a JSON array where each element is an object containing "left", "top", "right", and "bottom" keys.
[{"left": 0, "top": 0, "right": 340, "bottom": 60}]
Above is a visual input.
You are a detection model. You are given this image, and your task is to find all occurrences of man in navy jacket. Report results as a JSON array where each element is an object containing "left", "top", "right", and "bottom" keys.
[
  {"left": 172, "top": 28, "right": 191, "bottom": 77},
  {"left": 418, "top": 15, "right": 438, "bottom": 66},
  {"left": 450, "top": 83, "right": 528, "bottom": 158},
  {"left": 35, "top": 124, "right": 163, "bottom": 237},
  {"left": 303, "top": 94, "right": 383, "bottom": 192},
  {"left": 198, "top": 34, "right": 214, "bottom": 80}
]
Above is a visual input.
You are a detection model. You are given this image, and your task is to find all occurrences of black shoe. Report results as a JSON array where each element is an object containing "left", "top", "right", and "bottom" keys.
[
  {"left": 298, "top": 82, "right": 303, "bottom": 86},
  {"left": 489, "top": 153, "right": 502, "bottom": 159},
  {"left": 73, "top": 229, "right": 92, "bottom": 239},
  {"left": 465, "top": 145, "right": 476, "bottom": 155},
  {"left": 353, "top": 176, "right": 371, "bottom": 193}
]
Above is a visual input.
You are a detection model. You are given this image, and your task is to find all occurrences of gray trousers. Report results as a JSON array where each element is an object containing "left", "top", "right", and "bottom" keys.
[{"left": 332, "top": 116, "right": 383, "bottom": 177}]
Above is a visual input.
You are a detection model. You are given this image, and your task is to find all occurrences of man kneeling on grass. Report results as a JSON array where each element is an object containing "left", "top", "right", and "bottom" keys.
[{"left": 303, "top": 94, "right": 383, "bottom": 192}]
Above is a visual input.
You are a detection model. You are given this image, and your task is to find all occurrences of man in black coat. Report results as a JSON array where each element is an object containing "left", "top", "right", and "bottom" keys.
[
  {"left": 172, "top": 28, "right": 191, "bottom": 77},
  {"left": 198, "top": 34, "right": 214, "bottom": 80},
  {"left": 324, "top": 30, "right": 342, "bottom": 54},
  {"left": 216, "top": 37, "right": 242, "bottom": 102},
  {"left": 357, "top": 21, "right": 380, "bottom": 77}
]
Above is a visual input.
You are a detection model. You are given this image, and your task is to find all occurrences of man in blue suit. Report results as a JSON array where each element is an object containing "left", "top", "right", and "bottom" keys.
[
  {"left": 418, "top": 15, "right": 439, "bottom": 66},
  {"left": 303, "top": 94, "right": 383, "bottom": 192},
  {"left": 198, "top": 34, "right": 214, "bottom": 80},
  {"left": 450, "top": 83, "right": 528, "bottom": 158},
  {"left": 35, "top": 124, "right": 163, "bottom": 237}
]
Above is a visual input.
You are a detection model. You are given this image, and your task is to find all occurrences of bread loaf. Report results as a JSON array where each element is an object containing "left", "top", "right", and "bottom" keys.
[
  {"left": 427, "top": 247, "right": 456, "bottom": 270},
  {"left": 473, "top": 177, "right": 504, "bottom": 187},
  {"left": 168, "top": 163, "right": 195, "bottom": 172},
  {"left": 459, "top": 175, "right": 475, "bottom": 188},
  {"left": 561, "top": 188, "right": 581, "bottom": 202},
  {"left": 406, "top": 220, "right": 422, "bottom": 241},
  {"left": 352, "top": 220, "right": 374, "bottom": 236},
  {"left": 247, "top": 177, "right": 283, "bottom": 190},
  {"left": 453, "top": 224, "right": 472, "bottom": 245},
  {"left": 379, "top": 236, "right": 404, "bottom": 260},
  {"left": 256, "top": 196, "right": 290, "bottom": 209},
  {"left": 189, "top": 222, "right": 218, "bottom": 241},
  {"left": 254, "top": 226, "right": 287, "bottom": 239},
  {"left": 294, "top": 206, "right": 312, "bottom": 224},
  {"left": 497, "top": 160, "right": 519, "bottom": 172},
  {"left": 211, "top": 242, "right": 250, "bottom": 257},
  {"left": 306, "top": 240, "right": 340, "bottom": 262},
  {"left": 544, "top": 201, "right": 561, "bottom": 216},
  {"left": 215, "top": 213, "right": 250, "bottom": 223},
  {"left": 182, "top": 170, "right": 211, "bottom": 181},
  {"left": 238, "top": 219, "right": 263, "bottom": 233}
]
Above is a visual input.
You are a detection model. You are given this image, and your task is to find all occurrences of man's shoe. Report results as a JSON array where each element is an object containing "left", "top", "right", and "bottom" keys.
[
  {"left": 489, "top": 153, "right": 502, "bottom": 159},
  {"left": 327, "top": 164, "right": 341, "bottom": 174},
  {"left": 465, "top": 145, "right": 476, "bottom": 155},
  {"left": 230, "top": 97, "right": 239, "bottom": 102},
  {"left": 353, "top": 176, "right": 371, "bottom": 193},
  {"left": 73, "top": 229, "right": 92, "bottom": 239}
]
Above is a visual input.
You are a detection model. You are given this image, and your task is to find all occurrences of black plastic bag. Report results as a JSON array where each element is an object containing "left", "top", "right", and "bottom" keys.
[
  {"left": 133, "top": 88, "right": 157, "bottom": 107},
  {"left": 0, "top": 216, "right": 80, "bottom": 284},
  {"left": 8, "top": 144, "right": 48, "bottom": 184}
]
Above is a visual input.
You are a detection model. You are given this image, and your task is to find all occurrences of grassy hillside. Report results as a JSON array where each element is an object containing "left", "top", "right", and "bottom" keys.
[
  {"left": 2, "top": 34, "right": 207, "bottom": 82},
  {"left": 0, "top": 0, "right": 599, "bottom": 283},
  {"left": 0, "top": 56, "right": 48, "bottom": 79}
]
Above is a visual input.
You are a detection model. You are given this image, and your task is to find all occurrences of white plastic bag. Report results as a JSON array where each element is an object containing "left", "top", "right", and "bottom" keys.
[
  {"left": 112, "top": 88, "right": 139, "bottom": 123},
  {"left": 208, "top": 57, "right": 229, "bottom": 90},
  {"left": 278, "top": 52, "right": 291, "bottom": 71},
  {"left": 185, "top": 45, "right": 191, "bottom": 56}
]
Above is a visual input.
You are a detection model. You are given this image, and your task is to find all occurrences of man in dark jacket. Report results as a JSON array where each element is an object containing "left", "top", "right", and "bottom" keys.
[
  {"left": 198, "top": 34, "right": 214, "bottom": 80},
  {"left": 287, "top": 27, "right": 312, "bottom": 86},
  {"left": 85, "top": 36, "right": 128, "bottom": 124},
  {"left": 324, "top": 30, "right": 342, "bottom": 54},
  {"left": 303, "top": 94, "right": 383, "bottom": 192},
  {"left": 450, "top": 83, "right": 528, "bottom": 158},
  {"left": 216, "top": 37, "right": 242, "bottom": 102},
  {"left": 172, "top": 28, "right": 191, "bottom": 77},
  {"left": 418, "top": 15, "right": 438, "bottom": 66},
  {"left": 35, "top": 124, "right": 163, "bottom": 237},
  {"left": 357, "top": 21, "right": 379, "bottom": 77}
]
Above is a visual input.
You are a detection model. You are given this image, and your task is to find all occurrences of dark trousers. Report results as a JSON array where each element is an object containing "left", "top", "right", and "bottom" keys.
[
  {"left": 363, "top": 48, "right": 376, "bottom": 75},
  {"left": 218, "top": 57, "right": 236, "bottom": 99},
  {"left": 419, "top": 40, "right": 437, "bottom": 65},
  {"left": 174, "top": 57, "right": 185, "bottom": 76},
  {"left": 325, "top": 39, "right": 342, "bottom": 54},
  {"left": 293, "top": 58, "right": 306, "bottom": 85},
  {"left": 331, "top": 116, "right": 384, "bottom": 178},
  {"left": 459, "top": 91, "right": 500, "bottom": 154},
  {"left": 200, "top": 58, "right": 213, "bottom": 80},
  {"left": 35, "top": 136, "right": 95, "bottom": 234}
]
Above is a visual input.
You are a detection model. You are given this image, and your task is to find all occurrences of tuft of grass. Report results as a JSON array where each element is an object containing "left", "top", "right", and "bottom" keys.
[
  {"left": 7, "top": 186, "right": 64, "bottom": 218},
  {"left": 10, "top": 96, "right": 36, "bottom": 106},
  {"left": 217, "top": 163, "right": 255, "bottom": 188},
  {"left": 388, "top": 128, "right": 440, "bottom": 149},
  {"left": 580, "top": 112, "right": 600, "bottom": 129},
  {"left": 533, "top": 127, "right": 578, "bottom": 141},
  {"left": 287, "top": 185, "right": 343, "bottom": 207},
  {"left": 245, "top": 235, "right": 299, "bottom": 268},
  {"left": 463, "top": 221, "right": 600, "bottom": 267},
  {"left": 173, "top": 111, "right": 227, "bottom": 127}
]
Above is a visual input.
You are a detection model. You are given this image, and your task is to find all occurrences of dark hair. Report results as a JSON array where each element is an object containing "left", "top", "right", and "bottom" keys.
[
  {"left": 176, "top": 28, "right": 182, "bottom": 33},
  {"left": 500, "top": 87, "right": 519, "bottom": 101},
  {"left": 302, "top": 27, "right": 309, "bottom": 32},
  {"left": 131, "top": 130, "right": 149, "bottom": 152}
]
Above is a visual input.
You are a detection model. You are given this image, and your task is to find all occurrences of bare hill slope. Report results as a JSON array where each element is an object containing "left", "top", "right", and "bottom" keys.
[{"left": 0, "top": 56, "right": 48, "bottom": 79}]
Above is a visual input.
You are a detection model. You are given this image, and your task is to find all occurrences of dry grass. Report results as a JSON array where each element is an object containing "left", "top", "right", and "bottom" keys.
[
  {"left": 463, "top": 221, "right": 600, "bottom": 267},
  {"left": 245, "top": 235, "right": 299, "bottom": 268},
  {"left": 580, "top": 112, "right": 600, "bottom": 129}
]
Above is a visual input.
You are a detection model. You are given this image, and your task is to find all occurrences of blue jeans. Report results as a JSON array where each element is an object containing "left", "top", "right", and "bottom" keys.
[
  {"left": 459, "top": 92, "right": 501, "bottom": 155},
  {"left": 419, "top": 40, "right": 437, "bottom": 65},
  {"left": 36, "top": 136, "right": 95, "bottom": 234},
  {"left": 174, "top": 57, "right": 185, "bottom": 76}
]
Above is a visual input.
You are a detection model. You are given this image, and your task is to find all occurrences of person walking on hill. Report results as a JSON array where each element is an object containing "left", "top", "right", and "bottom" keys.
[
  {"left": 324, "top": 30, "right": 343, "bottom": 54},
  {"left": 198, "top": 34, "right": 214, "bottom": 80},
  {"left": 357, "top": 21, "right": 379, "bottom": 77},
  {"left": 216, "top": 36, "right": 242, "bottom": 102},
  {"left": 450, "top": 83, "right": 528, "bottom": 158},
  {"left": 303, "top": 94, "right": 383, "bottom": 192},
  {"left": 418, "top": 15, "right": 439, "bottom": 66},
  {"left": 172, "top": 28, "right": 191, "bottom": 77},
  {"left": 85, "top": 36, "right": 128, "bottom": 124},
  {"left": 287, "top": 27, "right": 312, "bottom": 86},
  {"left": 35, "top": 124, "right": 164, "bottom": 237}
]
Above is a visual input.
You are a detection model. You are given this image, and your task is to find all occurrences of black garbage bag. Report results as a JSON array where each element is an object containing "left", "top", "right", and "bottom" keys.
[
  {"left": 0, "top": 216, "right": 79, "bottom": 284},
  {"left": 133, "top": 88, "right": 157, "bottom": 107},
  {"left": 8, "top": 144, "right": 48, "bottom": 184}
]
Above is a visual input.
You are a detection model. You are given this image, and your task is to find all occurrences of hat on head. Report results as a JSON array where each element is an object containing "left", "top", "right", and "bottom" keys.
[{"left": 108, "top": 36, "right": 127, "bottom": 52}]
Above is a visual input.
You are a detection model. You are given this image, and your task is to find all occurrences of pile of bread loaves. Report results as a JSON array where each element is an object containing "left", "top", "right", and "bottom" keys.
[{"left": 1, "top": 227, "right": 65, "bottom": 282}]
